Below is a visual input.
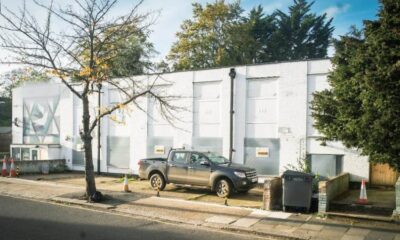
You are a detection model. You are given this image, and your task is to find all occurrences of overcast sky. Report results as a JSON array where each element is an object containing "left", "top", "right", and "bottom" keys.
[{"left": 0, "top": 0, "right": 380, "bottom": 74}]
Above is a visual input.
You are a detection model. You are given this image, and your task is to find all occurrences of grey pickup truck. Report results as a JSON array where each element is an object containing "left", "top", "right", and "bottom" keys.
[{"left": 138, "top": 149, "right": 258, "bottom": 198}]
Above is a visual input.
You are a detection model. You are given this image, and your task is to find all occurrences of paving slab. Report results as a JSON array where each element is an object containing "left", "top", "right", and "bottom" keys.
[
  {"left": 116, "top": 206, "right": 204, "bottom": 225},
  {"left": 288, "top": 213, "right": 312, "bottom": 222},
  {"left": 231, "top": 217, "right": 260, "bottom": 228},
  {"left": 292, "top": 229, "right": 319, "bottom": 238},
  {"left": 249, "top": 209, "right": 273, "bottom": 218},
  {"left": 274, "top": 224, "right": 297, "bottom": 233},
  {"left": 205, "top": 216, "right": 238, "bottom": 224},
  {"left": 133, "top": 196, "right": 251, "bottom": 218},
  {"left": 276, "top": 220, "right": 303, "bottom": 227},
  {"left": 365, "top": 230, "right": 396, "bottom": 240},
  {"left": 341, "top": 235, "right": 366, "bottom": 240},
  {"left": 317, "top": 229, "right": 346, "bottom": 240},
  {"left": 322, "top": 225, "right": 349, "bottom": 234},
  {"left": 300, "top": 223, "right": 324, "bottom": 231},
  {"left": 347, "top": 228, "right": 371, "bottom": 236},
  {"left": 252, "top": 219, "right": 278, "bottom": 230},
  {"left": 266, "top": 211, "right": 292, "bottom": 219}
]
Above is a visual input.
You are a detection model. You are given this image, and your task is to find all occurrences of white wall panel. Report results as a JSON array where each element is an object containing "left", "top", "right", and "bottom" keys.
[
  {"left": 147, "top": 95, "right": 173, "bottom": 137},
  {"left": 193, "top": 81, "right": 221, "bottom": 138},
  {"left": 308, "top": 60, "right": 333, "bottom": 75},
  {"left": 307, "top": 74, "right": 330, "bottom": 137},
  {"left": 108, "top": 89, "right": 132, "bottom": 137},
  {"left": 246, "top": 79, "right": 278, "bottom": 98},
  {"left": 149, "top": 124, "right": 174, "bottom": 137},
  {"left": 193, "top": 82, "right": 221, "bottom": 99},
  {"left": 245, "top": 78, "right": 278, "bottom": 138},
  {"left": 246, "top": 99, "right": 278, "bottom": 124},
  {"left": 245, "top": 124, "right": 277, "bottom": 138},
  {"left": 194, "top": 101, "right": 220, "bottom": 124}
]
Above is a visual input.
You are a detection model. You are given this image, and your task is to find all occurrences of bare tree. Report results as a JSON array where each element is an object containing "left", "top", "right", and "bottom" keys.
[{"left": 0, "top": 0, "right": 178, "bottom": 200}]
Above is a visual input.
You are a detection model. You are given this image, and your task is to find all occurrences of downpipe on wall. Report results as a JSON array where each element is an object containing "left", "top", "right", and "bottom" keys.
[{"left": 229, "top": 68, "right": 236, "bottom": 163}]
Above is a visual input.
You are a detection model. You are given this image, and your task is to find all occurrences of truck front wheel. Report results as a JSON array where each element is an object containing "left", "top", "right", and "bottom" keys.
[
  {"left": 149, "top": 173, "right": 166, "bottom": 191},
  {"left": 215, "top": 179, "right": 232, "bottom": 198}
]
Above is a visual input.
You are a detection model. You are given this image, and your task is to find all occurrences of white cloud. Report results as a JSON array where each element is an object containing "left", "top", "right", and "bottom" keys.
[{"left": 324, "top": 3, "right": 350, "bottom": 19}]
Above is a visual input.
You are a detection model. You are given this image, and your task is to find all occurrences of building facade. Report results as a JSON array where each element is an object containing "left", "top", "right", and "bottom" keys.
[{"left": 11, "top": 59, "right": 369, "bottom": 182}]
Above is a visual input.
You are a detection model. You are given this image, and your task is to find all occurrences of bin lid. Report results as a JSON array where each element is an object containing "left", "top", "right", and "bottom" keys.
[{"left": 281, "top": 170, "right": 314, "bottom": 177}]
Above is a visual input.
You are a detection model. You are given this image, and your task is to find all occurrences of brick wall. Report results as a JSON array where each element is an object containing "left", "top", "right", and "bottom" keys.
[
  {"left": 263, "top": 177, "right": 282, "bottom": 210},
  {"left": 318, "top": 172, "right": 350, "bottom": 214}
]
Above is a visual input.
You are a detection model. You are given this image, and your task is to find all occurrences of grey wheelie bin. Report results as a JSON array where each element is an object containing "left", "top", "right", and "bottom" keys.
[{"left": 282, "top": 170, "right": 314, "bottom": 212}]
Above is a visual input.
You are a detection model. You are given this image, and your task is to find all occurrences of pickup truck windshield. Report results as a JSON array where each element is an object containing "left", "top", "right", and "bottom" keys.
[{"left": 205, "top": 152, "right": 229, "bottom": 164}]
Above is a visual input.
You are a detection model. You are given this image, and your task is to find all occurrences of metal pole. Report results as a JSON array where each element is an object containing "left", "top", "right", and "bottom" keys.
[
  {"left": 97, "top": 83, "right": 102, "bottom": 175},
  {"left": 228, "top": 68, "right": 236, "bottom": 162}
]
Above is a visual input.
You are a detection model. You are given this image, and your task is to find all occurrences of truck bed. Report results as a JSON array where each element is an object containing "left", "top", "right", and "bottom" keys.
[{"left": 138, "top": 157, "right": 167, "bottom": 179}]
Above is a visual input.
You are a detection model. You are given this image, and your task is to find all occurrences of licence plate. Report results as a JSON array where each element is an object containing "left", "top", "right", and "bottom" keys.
[{"left": 252, "top": 178, "right": 258, "bottom": 183}]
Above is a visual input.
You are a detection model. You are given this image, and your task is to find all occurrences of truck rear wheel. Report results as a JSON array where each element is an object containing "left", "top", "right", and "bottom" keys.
[
  {"left": 149, "top": 173, "right": 166, "bottom": 191},
  {"left": 215, "top": 179, "right": 232, "bottom": 198}
]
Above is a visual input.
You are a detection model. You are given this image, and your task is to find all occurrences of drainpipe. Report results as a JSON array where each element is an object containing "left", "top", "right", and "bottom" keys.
[
  {"left": 97, "top": 83, "right": 102, "bottom": 175},
  {"left": 228, "top": 68, "right": 236, "bottom": 162}
]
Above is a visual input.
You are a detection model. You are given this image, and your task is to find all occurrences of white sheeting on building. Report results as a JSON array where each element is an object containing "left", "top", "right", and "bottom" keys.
[{"left": 11, "top": 59, "right": 369, "bottom": 181}]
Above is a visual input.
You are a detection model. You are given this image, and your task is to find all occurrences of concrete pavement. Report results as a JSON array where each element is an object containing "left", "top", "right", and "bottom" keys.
[
  {"left": 23, "top": 173, "right": 265, "bottom": 208},
  {"left": 0, "top": 195, "right": 270, "bottom": 240},
  {"left": 0, "top": 176, "right": 399, "bottom": 240}
]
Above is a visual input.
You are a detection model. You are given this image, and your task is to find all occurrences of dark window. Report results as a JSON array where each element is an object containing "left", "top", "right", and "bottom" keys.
[
  {"left": 11, "top": 147, "right": 21, "bottom": 161},
  {"left": 172, "top": 152, "right": 188, "bottom": 164},
  {"left": 21, "top": 148, "right": 30, "bottom": 160},
  {"left": 309, "top": 154, "right": 343, "bottom": 179},
  {"left": 190, "top": 153, "right": 208, "bottom": 165}
]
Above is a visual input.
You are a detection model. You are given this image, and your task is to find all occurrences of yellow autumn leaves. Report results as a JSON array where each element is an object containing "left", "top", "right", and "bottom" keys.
[
  {"left": 78, "top": 56, "right": 110, "bottom": 81},
  {"left": 97, "top": 103, "right": 132, "bottom": 125},
  {"left": 46, "top": 54, "right": 111, "bottom": 82}
]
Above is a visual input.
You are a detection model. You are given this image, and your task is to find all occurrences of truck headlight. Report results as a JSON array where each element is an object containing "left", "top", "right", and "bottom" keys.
[{"left": 234, "top": 171, "right": 246, "bottom": 178}]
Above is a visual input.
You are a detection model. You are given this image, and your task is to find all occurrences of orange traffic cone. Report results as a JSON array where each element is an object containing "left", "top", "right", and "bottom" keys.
[
  {"left": 357, "top": 179, "right": 368, "bottom": 204},
  {"left": 1, "top": 158, "right": 7, "bottom": 177},
  {"left": 123, "top": 174, "right": 130, "bottom": 192},
  {"left": 9, "top": 159, "right": 16, "bottom": 178}
]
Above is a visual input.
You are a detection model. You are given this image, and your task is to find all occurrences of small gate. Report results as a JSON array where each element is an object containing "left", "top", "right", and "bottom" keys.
[{"left": 370, "top": 163, "right": 399, "bottom": 186}]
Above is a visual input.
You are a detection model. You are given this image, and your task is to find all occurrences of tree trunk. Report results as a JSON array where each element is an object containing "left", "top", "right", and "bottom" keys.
[{"left": 82, "top": 96, "right": 97, "bottom": 199}]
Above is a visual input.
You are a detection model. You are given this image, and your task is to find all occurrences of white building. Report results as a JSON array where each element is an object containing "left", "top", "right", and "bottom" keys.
[{"left": 11, "top": 59, "right": 369, "bottom": 182}]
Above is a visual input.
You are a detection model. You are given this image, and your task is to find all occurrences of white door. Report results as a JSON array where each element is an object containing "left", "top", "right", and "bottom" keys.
[
  {"left": 193, "top": 81, "right": 222, "bottom": 153},
  {"left": 30, "top": 148, "right": 39, "bottom": 160},
  {"left": 245, "top": 78, "right": 280, "bottom": 175}
]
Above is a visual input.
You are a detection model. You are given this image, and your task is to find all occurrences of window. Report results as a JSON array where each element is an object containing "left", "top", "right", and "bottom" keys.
[
  {"left": 309, "top": 154, "right": 343, "bottom": 179},
  {"left": 21, "top": 148, "right": 30, "bottom": 160},
  {"left": 190, "top": 153, "right": 208, "bottom": 165},
  {"left": 23, "top": 97, "right": 60, "bottom": 144},
  {"left": 31, "top": 149, "right": 38, "bottom": 160},
  {"left": 172, "top": 152, "right": 188, "bottom": 164},
  {"left": 12, "top": 147, "right": 21, "bottom": 161}
]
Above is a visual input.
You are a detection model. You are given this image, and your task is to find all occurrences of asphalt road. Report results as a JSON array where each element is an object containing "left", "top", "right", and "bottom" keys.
[{"left": 0, "top": 195, "right": 269, "bottom": 240}]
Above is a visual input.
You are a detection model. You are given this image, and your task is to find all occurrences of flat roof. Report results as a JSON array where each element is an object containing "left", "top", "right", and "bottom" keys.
[{"left": 141, "top": 58, "right": 331, "bottom": 76}]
